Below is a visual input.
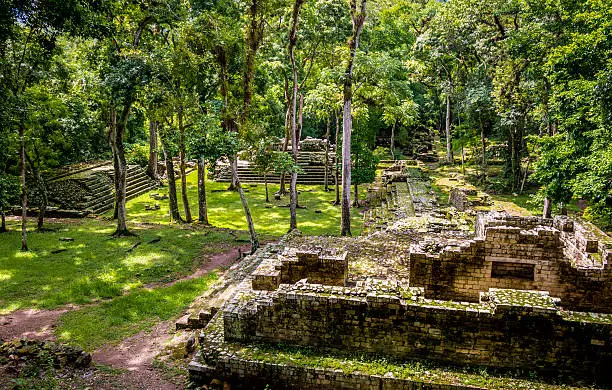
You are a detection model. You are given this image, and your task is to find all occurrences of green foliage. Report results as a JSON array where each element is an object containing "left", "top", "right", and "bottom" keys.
[
  {"left": 0, "top": 173, "right": 19, "bottom": 211},
  {"left": 125, "top": 143, "right": 150, "bottom": 167},
  {"left": 373, "top": 146, "right": 393, "bottom": 161}
]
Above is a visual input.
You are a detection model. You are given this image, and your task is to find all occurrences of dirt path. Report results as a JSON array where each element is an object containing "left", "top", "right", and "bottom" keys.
[
  {"left": 0, "top": 308, "right": 70, "bottom": 342},
  {"left": 0, "top": 243, "right": 252, "bottom": 389}
]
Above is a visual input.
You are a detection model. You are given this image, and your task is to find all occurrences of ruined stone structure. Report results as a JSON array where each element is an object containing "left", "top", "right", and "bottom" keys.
[
  {"left": 189, "top": 164, "right": 611, "bottom": 389},
  {"left": 410, "top": 213, "right": 612, "bottom": 313},
  {"left": 252, "top": 247, "right": 348, "bottom": 291}
]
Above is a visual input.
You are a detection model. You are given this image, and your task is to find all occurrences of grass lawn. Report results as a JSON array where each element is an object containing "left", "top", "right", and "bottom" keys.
[
  {"left": 56, "top": 273, "right": 217, "bottom": 351},
  {"left": 118, "top": 172, "right": 365, "bottom": 236},
  {"left": 0, "top": 219, "right": 248, "bottom": 314}
]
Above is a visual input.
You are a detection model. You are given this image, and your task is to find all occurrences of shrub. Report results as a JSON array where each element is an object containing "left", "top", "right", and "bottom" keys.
[{"left": 126, "top": 143, "right": 149, "bottom": 167}]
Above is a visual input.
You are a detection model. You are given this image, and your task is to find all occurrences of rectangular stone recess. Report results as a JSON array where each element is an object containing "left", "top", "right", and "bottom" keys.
[{"left": 491, "top": 261, "right": 535, "bottom": 281}]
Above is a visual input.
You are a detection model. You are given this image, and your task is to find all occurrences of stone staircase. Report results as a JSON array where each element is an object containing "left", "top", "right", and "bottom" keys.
[
  {"left": 44, "top": 164, "right": 158, "bottom": 215},
  {"left": 214, "top": 151, "right": 335, "bottom": 185},
  {"left": 78, "top": 165, "right": 158, "bottom": 214}
]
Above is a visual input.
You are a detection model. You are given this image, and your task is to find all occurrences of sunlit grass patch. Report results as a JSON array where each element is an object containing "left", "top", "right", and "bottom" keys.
[{"left": 56, "top": 273, "right": 217, "bottom": 351}]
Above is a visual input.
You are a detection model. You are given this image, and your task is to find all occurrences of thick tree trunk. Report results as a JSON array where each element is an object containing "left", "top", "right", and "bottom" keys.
[
  {"left": 163, "top": 144, "right": 182, "bottom": 223},
  {"left": 288, "top": 0, "right": 305, "bottom": 232},
  {"left": 324, "top": 117, "right": 331, "bottom": 191},
  {"left": 197, "top": 157, "right": 209, "bottom": 225},
  {"left": 390, "top": 120, "right": 396, "bottom": 160},
  {"left": 334, "top": 111, "right": 340, "bottom": 206},
  {"left": 445, "top": 94, "right": 453, "bottom": 164},
  {"left": 147, "top": 120, "right": 159, "bottom": 180},
  {"left": 543, "top": 197, "right": 552, "bottom": 218},
  {"left": 341, "top": 0, "right": 367, "bottom": 237},
  {"left": 0, "top": 210, "right": 6, "bottom": 233},
  {"left": 178, "top": 111, "right": 192, "bottom": 223},
  {"left": 231, "top": 158, "right": 259, "bottom": 253},
  {"left": 19, "top": 122, "right": 27, "bottom": 250}
]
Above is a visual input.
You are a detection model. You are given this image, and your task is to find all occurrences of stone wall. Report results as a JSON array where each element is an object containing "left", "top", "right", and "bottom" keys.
[
  {"left": 410, "top": 213, "right": 612, "bottom": 312},
  {"left": 190, "top": 354, "right": 487, "bottom": 390},
  {"left": 252, "top": 248, "right": 348, "bottom": 291},
  {"left": 224, "top": 284, "right": 611, "bottom": 379}
]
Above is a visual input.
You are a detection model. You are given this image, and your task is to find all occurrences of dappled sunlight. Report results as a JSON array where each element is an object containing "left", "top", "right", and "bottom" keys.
[{"left": 0, "top": 270, "right": 13, "bottom": 282}]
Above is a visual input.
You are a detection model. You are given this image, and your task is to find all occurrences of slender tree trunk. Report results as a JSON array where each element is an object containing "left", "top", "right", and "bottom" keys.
[
  {"left": 353, "top": 182, "right": 359, "bottom": 207},
  {"left": 390, "top": 120, "right": 396, "bottom": 160},
  {"left": 543, "top": 197, "right": 552, "bottom": 218},
  {"left": 520, "top": 159, "right": 530, "bottom": 194},
  {"left": 162, "top": 144, "right": 182, "bottom": 223},
  {"left": 288, "top": 0, "right": 305, "bottom": 232},
  {"left": 264, "top": 174, "right": 269, "bottom": 203},
  {"left": 278, "top": 107, "right": 290, "bottom": 196},
  {"left": 324, "top": 116, "right": 331, "bottom": 191},
  {"left": 480, "top": 114, "right": 486, "bottom": 185},
  {"left": 147, "top": 120, "right": 159, "bottom": 180},
  {"left": 109, "top": 105, "right": 133, "bottom": 236},
  {"left": 445, "top": 93, "right": 453, "bottom": 164},
  {"left": 197, "top": 157, "right": 209, "bottom": 225},
  {"left": 19, "top": 122, "right": 27, "bottom": 250},
  {"left": 334, "top": 111, "right": 340, "bottom": 206},
  {"left": 231, "top": 157, "right": 259, "bottom": 253},
  {"left": 0, "top": 210, "right": 6, "bottom": 233},
  {"left": 341, "top": 0, "right": 367, "bottom": 237},
  {"left": 178, "top": 111, "right": 192, "bottom": 223},
  {"left": 25, "top": 151, "right": 47, "bottom": 230}
]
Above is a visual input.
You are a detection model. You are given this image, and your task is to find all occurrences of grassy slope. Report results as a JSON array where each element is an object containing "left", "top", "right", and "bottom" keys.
[
  {"left": 56, "top": 274, "right": 217, "bottom": 351},
  {"left": 0, "top": 219, "right": 248, "bottom": 314}
]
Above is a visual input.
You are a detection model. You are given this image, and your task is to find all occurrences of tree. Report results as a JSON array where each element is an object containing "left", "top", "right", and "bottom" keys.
[
  {"left": 349, "top": 141, "right": 378, "bottom": 207},
  {"left": 340, "top": 0, "right": 367, "bottom": 237},
  {"left": 0, "top": 174, "right": 19, "bottom": 233},
  {"left": 287, "top": 0, "right": 306, "bottom": 231},
  {"left": 0, "top": 0, "right": 107, "bottom": 249}
]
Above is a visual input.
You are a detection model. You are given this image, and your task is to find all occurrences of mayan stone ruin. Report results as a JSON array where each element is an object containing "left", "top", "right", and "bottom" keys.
[{"left": 188, "top": 162, "right": 611, "bottom": 389}]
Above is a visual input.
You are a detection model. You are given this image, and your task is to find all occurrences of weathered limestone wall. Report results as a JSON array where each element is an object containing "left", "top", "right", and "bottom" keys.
[
  {"left": 252, "top": 248, "right": 348, "bottom": 291},
  {"left": 190, "top": 355, "right": 487, "bottom": 390},
  {"left": 410, "top": 213, "right": 612, "bottom": 312},
  {"left": 224, "top": 285, "right": 611, "bottom": 379}
]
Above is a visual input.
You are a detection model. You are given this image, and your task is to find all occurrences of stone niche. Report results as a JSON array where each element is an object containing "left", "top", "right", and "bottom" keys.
[{"left": 252, "top": 247, "right": 348, "bottom": 291}]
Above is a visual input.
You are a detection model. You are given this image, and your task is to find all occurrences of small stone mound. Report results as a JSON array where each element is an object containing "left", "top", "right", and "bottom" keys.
[{"left": 0, "top": 339, "right": 91, "bottom": 369}]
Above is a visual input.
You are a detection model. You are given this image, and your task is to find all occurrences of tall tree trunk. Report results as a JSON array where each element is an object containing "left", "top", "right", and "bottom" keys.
[
  {"left": 19, "top": 122, "right": 27, "bottom": 250},
  {"left": 390, "top": 120, "right": 396, "bottom": 160},
  {"left": 178, "top": 110, "right": 192, "bottom": 223},
  {"left": 197, "top": 157, "right": 209, "bottom": 225},
  {"left": 324, "top": 116, "right": 331, "bottom": 191},
  {"left": 341, "top": 0, "right": 367, "bottom": 237},
  {"left": 242, "top": 0, "right": 264, "bottom": 123},
  {"left": 162, "top": 143, "right": 182, "bottom": 223},
  {"left": 480, "top": 114, "right": 487, "bottom": 185},
  {"left": 353, "top": 182, "right": 359, "bottom": 207},
  {"left": 112, "top": 109, "right": 131, "bottom": 236},
  {"left": 0, "top": 210, "right": 6, "bottom": 233},
  {"left": 231, "top": 157, "right": 259, "bottom": 253},
  {"left": 334, "top": 111, "right": 340, "bottom": 206},
  {"left": 25, "top": 151, "right": 47, "bottom": 230},
  {"left": 147, "top": 120, "right": 159, "bottom": 180},
  {"left": 264, "top": 174, "right": 269, "bottom": 203},
  {"left": 278, "top": 106, "right": 290, "bottom": 196},
  {"left": 288, "top": 0, "right": 305, "bottom": 232},
  {"left": 445, "top": 93, "right": 453, "bottom": 164},
  {"left": 543, "top": 197, "right": 552, "bottom": 218}
]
